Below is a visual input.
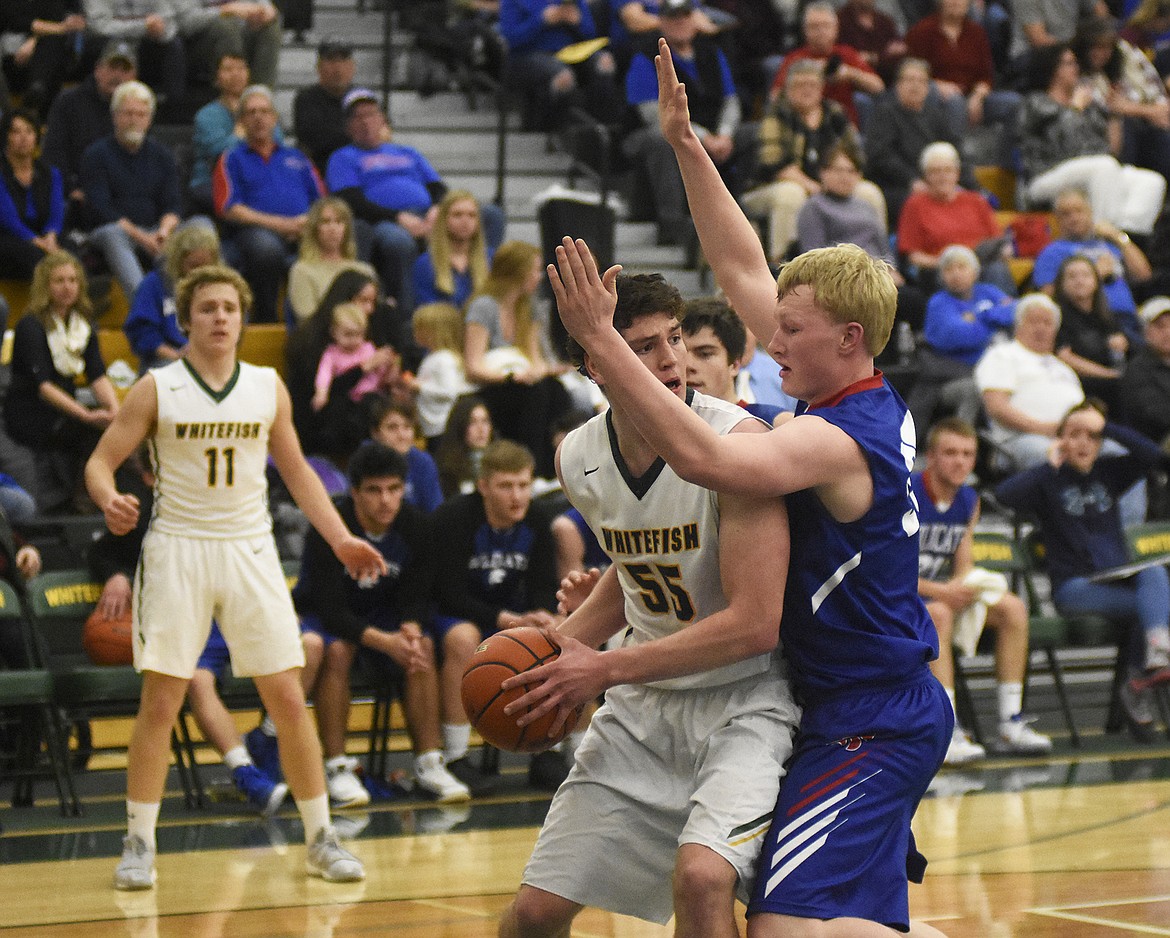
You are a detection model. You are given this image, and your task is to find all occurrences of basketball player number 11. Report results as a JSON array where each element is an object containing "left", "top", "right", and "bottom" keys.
[{"left": 205, "top": 446, "right": 236, "bottom": 487}]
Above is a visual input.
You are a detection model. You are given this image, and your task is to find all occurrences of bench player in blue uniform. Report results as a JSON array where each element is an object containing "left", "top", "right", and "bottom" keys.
[{"left": 545, "top": 39, "right": 952, "bottom": 938}]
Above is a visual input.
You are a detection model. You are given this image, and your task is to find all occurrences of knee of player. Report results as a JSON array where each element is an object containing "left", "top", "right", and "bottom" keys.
[
  {"left": 993, "top": 592, "right": 1029, "bottom": 631},
  {"left": 444, "top": 621, "right": 482, "bottom": 660},
  {"left": 926, "top": 601, "right": 955, "bottom": 636},
  {"left": 507, "top": 885, "right": 579, "bottom": 936},
  {"left": 672, "top": 845, "right": 737, "bottom": 910}
]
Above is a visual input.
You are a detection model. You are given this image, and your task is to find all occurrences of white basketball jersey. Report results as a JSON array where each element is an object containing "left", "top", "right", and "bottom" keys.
[
  {"left": 149, "top": 359, "right": 275, "bottom": 538},
  {"left": 560, "top": 391, "right": 773, "bottom": 690}
]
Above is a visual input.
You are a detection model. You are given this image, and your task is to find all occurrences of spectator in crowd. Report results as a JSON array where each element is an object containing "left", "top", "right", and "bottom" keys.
[
  {"left": 412, "top": 189, "right": 491, "bottom": 310},
  {"left": 743, "top": 63, "right": 877, "bottom": 262},
  {"left": 995, "top": 399, "right": 1170, "bottom": 742},
  {"left": 42, "top": 39, "right": 135, "bottom": 228},
  {"left": 173, "top": 0, "right": 281, "bottom": 90},
  {"left": 896, "top": 141, "right": 1017, "bottom": 295},
  {"left": 1120, "top": 296, "right": 1170, "bottom": 446},
  {"left": 551, "top": 503, "right": 608, "bottom": 581},
  {"left": 700, "top": 0, "right": 790, "bottom": 111},
  {"left": 1032, "top": 187, "right": 1151, "bottom": 323},
  {"left": 836, "top": 0, "right": 907, "bottom": 84},
  {"left": 792, "top": 141, "right": 888, "bottom": 259},
  {"left": 81, "top": 80, "right": 192, "bottom": 300},
  {"left": 913, "top": 418, "right": 1053, "bottom": 765},
  {"left": 905, "top": 0, "right": 1021, "bottom": 165},
  {"left": 768, "top": 2, "right": 884, "bottom": 128},
  {"left": 327, "top": 89, "right": 507, "bottom": 317},
  {"left": 1008, "top": 0, "right": 1105, "bottom": 64},
  {"left": 189, "top": 53, "right": 270, "bottom": 215},
  {"left": 681, "top": 296, "right": 786, "bottom": 424},
  {"left": 285, "top": 269, "right": 408, "bottom": 456},
  {"left": 975, "top": 292, "right": 1085, "bottom": 471},
  {"left": 2, "top": 251, "right": 119, "bottom": 513},
  {"left": 0, "top": 504, "right": 40, "bottom": 596},
  {"left": 82, "top": 0, "right": 185, "bottom": 113},
  {"left": 606, "top": 0, "right": 721, "bottom": 64},
  {"left": 623, "top": 0, "right": 747, "bottom": 251},
  {"left": 430, "top": 439, "right": 564, "bottom": 791},
  {"left": 0, "top": 2, "right": 88, "bottom": 117},
  {"left": 1019, "top": 44, "right": 1166, "bottom": 236},
  {"left": 0, "top": 475, "right": 37, "bottom": 526},
  {"left": 288, "top": 196, "right": 375, "bottom": 327},
  {"left": 213, "top": 84, "right": 324, "bottom": 323},
  {"left": 123, "top": 222, "right": 220, "bottom": 372},
  {"left": 292, "top": 442, "right": 471, "bottom": 805},
  {"left": 0, "top": 108, "right": 65, "bottom": 279},
  {"left": 498, "top": 0, "right": 623, "bottom": 131},
  {"left": 1076, "top": 16, "right": 1170, "bottom": 185},
  {"left": 434, "top": 394, "right": 493, "bottom": 497},
  {"left": 411, "top": 302, "right": 475, "bottom": 447},
  {"left": 1121, "top": 0, "right": 1170, "bottom": 79},
  {"left": 1052, "top": 253, "right": 1129, "bottom": 410},
  {"left": 369, "top": 398, "right": 444, "bottom": 512},
  {"left": 463, "top": 240, "right": 572, "bottom": 479},
  {"left": 907, "top": 244, "right": 1014, "bottom": 437},
  {"left": 293, "top": 40, "right": 356, "bottom": 175},
  {"left": 865, "top": 57, "right": 967, "bottom": 226}
]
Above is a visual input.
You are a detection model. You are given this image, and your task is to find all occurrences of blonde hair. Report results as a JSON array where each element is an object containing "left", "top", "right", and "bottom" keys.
[
  {"left": 476, "top": 240, "right": 542, "bottom": 352},
  {"left": 775, "top": 243, "right": 897, "bottom": 356},
  {"left": 27, "top": 251, "right": 92, "bottom": 326},
  {"left": 429, "top": 190, "right": 488, "bottom": 300},
  {"left": 413, "top": 302, "right": 464, "bottom": 355},
  {"left": 330, "top": 301, "right": 368, "bottom": 334},
  {"left": 164, "top": 224, "right": 221, "bottom": 283},
  {"left": 300, "top": 196, "right": 358, "bottom": 262},
  {"left": 175, "top": 265, "right": 253, "bottom": 329}
]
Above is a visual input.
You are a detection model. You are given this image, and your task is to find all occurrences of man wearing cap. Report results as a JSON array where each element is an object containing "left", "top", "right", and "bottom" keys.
[
  {"left": 1120, "top": 297, "right": 1170, "bottom": 448},
  {"left": 82, "top": 0, "right": 186, "bottom": 113},
  {"left": 43, "top": 41, "right": 137, "bottom": 229},
  {"left": 623, "top": 0, "right": 747, "bottom": 251},
  {"left": 326, "top": 90, "right": 505, "bottom": 316},
  {"left": 1032, "top": 187, "right": 1153, "bottom": 326},
  {"left": 173, "top": 0, "right": 282, "bottom": 89},
  {"left": 213, "top": 85, "right": 325, "bottom": 323},
  {"left": 294, "top": 41, "right": 357, "bottom": 173}
]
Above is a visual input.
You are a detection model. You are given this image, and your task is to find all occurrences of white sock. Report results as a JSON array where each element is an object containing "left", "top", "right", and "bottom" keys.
[
  {"left": 126, "top": 800, "right": 161, "bottom": 850},
  {"left": 997, "top": 682, "right": 1024, "bottom": 724},
  {"left": 223, "top": 745, "right": 250, "bottom": 771},
  {"left": 324, "top": 754, "right": 352, "bottom": 773},
  {"left": 261, "top": 715, "right": 277, "bottom": 737},
  {"left": 1146, "top": 626, "right": 1170, "bottom": 669},
  {"left": 443, "top": 723, "right": 471, "bottom": 762},
  {"left": 297, "top": 792, "right": 331, "bottom": 845}
]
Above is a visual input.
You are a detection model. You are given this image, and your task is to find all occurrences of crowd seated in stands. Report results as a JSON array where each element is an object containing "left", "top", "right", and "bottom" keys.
[
  {"left": 173, "top": 0, "right": 281, "bottom": 92},
  {"left": 1051, "top": 252, "right": 1129, "bottom": 412},
  {"left": 82, "top": 0, "right": 186, "bottom": 117},
  {"left": 411, "top": 301, "right": 475, "bottom": 447},
  {"left": 1120, "top": 297, "right": 1170, "bottom": 447},
  {"left": 0, "top": 2, "right": 88, "bottom": 118},
  {"left": 189, "top": 52, "right": 264, "bottom": 215},
  {"left": 434, "top": 394, "right": 494, "bottom": 499},
  {"left": 292, "top": 40, "right": 356, "bottom": 175}
]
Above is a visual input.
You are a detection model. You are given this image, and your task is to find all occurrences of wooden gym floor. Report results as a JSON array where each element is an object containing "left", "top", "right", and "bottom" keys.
[{"left": 2, "top": 727, "right": 1170, "bottom": 936}]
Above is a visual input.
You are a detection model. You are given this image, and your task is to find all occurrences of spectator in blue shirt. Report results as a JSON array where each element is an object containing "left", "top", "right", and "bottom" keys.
[
  {"left": 907, "top": 244, "right": 1015, "bottom": 437},
  {"left": 213, "top": 84, "right": 325, "bottom": 322},
  {"left": 499, "top": 0, "right": 622, "bottom": 130},
  {"left": 326, "top": 88, "right": 504, "bottom": 317},
  {"left": 123, "top": 223, "right": 221, "bottom": 372},
  {"left": 369, "top": 397, "right": 445, "bottom": 512},
  {"left": 0, "top": 108, "right": 65, "bottom": 279},
  {"left": 80, "top": 80, "right": 197, "bottom": 300},
  {"left": 412, "top": 189, "right": 492, "bottom": 311}
]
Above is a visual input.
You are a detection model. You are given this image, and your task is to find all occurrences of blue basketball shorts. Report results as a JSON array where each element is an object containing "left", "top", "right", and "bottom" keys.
[{"left": 748, "top": 675, "right": 951, "bottom": 931}]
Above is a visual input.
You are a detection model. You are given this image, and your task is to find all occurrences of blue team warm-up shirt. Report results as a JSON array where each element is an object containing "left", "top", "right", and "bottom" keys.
[
  {"left": 782, "top": 374, "right": 938, "bottom": 706},
  {"left": 911, "top": 471, "right": 979, "bottom": 583},
  {"left": 326, "top": 143, "right": 441, "bottom": 215}
]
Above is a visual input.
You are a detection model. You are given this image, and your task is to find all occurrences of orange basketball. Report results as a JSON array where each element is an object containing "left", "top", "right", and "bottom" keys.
[
  {"left": 461, "top": 626, "right": 581, "bottom": 753},
  {"left": 83, "top": 608, "right": 133, "bottom": 665}
]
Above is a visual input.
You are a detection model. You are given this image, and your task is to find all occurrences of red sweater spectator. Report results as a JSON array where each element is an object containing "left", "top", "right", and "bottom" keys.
[
  {"left": 905, "top": 11, "right": 996, "bottom": 94},
  {"left": 836, "top": 0, "right": 906, "bottom": 83}
]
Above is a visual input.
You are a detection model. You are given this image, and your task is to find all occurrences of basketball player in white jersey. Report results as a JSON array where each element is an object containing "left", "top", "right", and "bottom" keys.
[
  {"left": 496, "top": 273, "right": 799, "bottom": 938},
  {"left": 85, "top": 265, "right": 387, "bottom": 891}
]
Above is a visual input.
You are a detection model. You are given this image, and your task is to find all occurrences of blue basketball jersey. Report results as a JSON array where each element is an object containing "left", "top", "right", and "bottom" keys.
[
  {"left": 911, "top": 471, "right": 978, "bottom": 584},
  {"left": 782, "top": 375, "right": 938, "bottom": 707}
]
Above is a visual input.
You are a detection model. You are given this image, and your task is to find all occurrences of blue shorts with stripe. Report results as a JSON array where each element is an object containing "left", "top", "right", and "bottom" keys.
[{"left": 748, "top": 674, "right": 951, "bottom": 930}]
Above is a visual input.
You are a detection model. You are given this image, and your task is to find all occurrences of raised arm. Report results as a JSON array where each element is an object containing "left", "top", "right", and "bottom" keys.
[{"left": 655, "top": 39, "right": 778, "bottom": 340}]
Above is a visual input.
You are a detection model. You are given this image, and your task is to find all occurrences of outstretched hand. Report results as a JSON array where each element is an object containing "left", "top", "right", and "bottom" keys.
[
  {"left": 547, "top": 237, "right": 622, "bottom": 346},
  {"left": 336, "top": 535, "right": 389, "bottom": 583},
  {"left": 557, "top": 567, "right": 602, "bottom": 616},
  {"left": 500, "top": 629, "right": 604, "bottom": 737},
  {"left": 656, "top": 39, "right": 695, "bottom": 149}
]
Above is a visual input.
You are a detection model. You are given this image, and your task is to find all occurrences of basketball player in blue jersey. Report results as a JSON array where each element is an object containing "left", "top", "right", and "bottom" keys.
[
  {"left": 497, "top": 273, "right": 798, "bottom": 938},
  {"left": 913, "top": 418, "right": 1052, "bottom": 765},
  {"left": 544, "top": 39, "right": 953, "bottom": 938},
  {"left": 85, "top": 265, "right": 387, "bottom": 891}
]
